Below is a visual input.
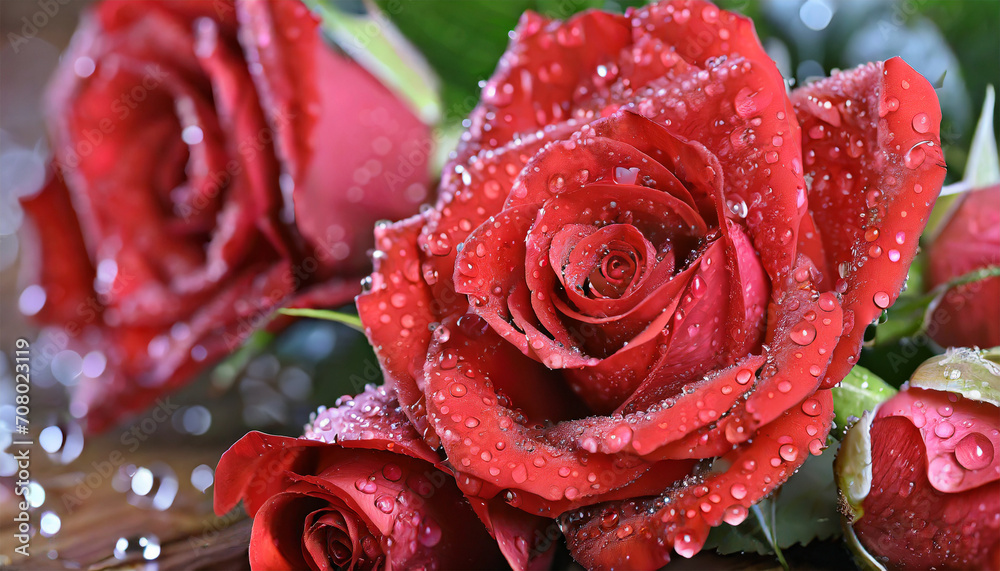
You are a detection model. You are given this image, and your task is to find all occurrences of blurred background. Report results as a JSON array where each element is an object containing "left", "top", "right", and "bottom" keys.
[{"left": 1, "top": 0, "right": 997, "bottom": 569}]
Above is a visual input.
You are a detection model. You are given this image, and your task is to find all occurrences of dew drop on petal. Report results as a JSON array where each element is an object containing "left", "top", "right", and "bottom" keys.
[
  {"left": 673, "top": 530, "right": 700, "bottom": 558},
  {"left": 801, "top": 398, "right": 822, "bottom": 416},
  {"left": 778, "top": 444, "right": 798, "bottom": 462},
  {"left": 723, "top": 505, "right": 748, "bottom": 525},
  {"left": 954, "top": 432, "right": 993, "bottom": 471},
  {"left": 736, "top": 369, "right": 753, "bottom": 385},
  {"left": 933, "top": 421, "right": 956, "bottom": 439},
  {"left": 730, "top": 483, "right": 747, "bottom": 500},
  {"left": 873, "top": 291, "right": 891, "bottom": 309},
  {"left": 789, "top": 322, "right": 817, "bottom": 345},
  {"left": 928, "top": 455, "right": 965, "bottom": 489}
]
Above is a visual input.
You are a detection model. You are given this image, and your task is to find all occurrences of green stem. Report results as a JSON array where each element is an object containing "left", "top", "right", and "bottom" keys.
[
  {"left": 278, "top": 307, "right": 366, "bottom": 332},
  {"left": 751, "top": 502, "right": 788, "bottom": 570}
]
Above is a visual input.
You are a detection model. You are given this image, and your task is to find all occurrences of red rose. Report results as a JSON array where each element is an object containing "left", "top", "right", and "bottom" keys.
[
  {"left": 836, "top": 349, "right": 1000, "bottom": 570},
  {"left": 215, "top": 384, "right": 548, "bottom": 570},
  {"left": 925, "top": 185, "right": 1000, "bottom": 348},
  {"left": 356, "top": 0, "right": 945, "bottom": 567},
  {"left": 20, "top": 0, "right": 429, "bottom": 432}
]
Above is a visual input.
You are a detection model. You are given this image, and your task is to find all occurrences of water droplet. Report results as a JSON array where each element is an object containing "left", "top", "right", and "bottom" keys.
[
  {"left": 127, "top": 463, "right": 178, "bottom": 510},
  {"left": 873, "top": 291, "right": 891, "bottom": 309},
  {"left": 355, "top": 477, "right": 378, "bottom": 494},
  {"left": 954, "top": 432, "right": 993, "bottom": 471},
  {"left": 730, "top": 483, "right": 748, "bottom": 500},
  {"left": 604, "top": 424, "right": 633, "bottom": 453},
  {"left": 614, "top": 166, "right": 639, "bottom": 185},
  {"left": 190, "top": 464, "right": 214, "bottom": 492},
  {"left": 764, "top": 150, "right": 779, "bottom": 164},
  {"left": 928, "top": 455, "right": 965, "bottom": 489},
  {"left": 809, "top": 438, "right": 825, "bottom": 455},
  {"left": 912, "top": 112, "right": 931, "bottom": 134},
  {"left": 934, "top": 421, "right": 956, "bottom": 439},
  {"left": 904, "top": 143, "right": 928, "bottom": 169},
  {"left": 726, "top": 195, "right": 748, "bottom": 218},
  {"left": 723, "top": 505, "right": 748, "bottom": 525},
  {"left": 778, "top": 444, "right": 798, "bottom": 462},
  {"left": 114, "top": 535, "right": 160, "bottom": 561},
  {"left": 734, "top": 87, "right": 764, "bottom": 119},
  {"left": 600, "top": 510, "right": 620, "bottom": 529},
  {"left": 418, "top": 518, "right": 442, "bottom": 547},
  {"left": 736, "top": 369, "right": 753, "bottom": 385},
  {"left": 789, "top": 321, "right": 817, "bottom": 345},
  {"left": 376, "top": 494, "right": 395, "bottom": 513},
  {"left": 818, "top": 293, "right": 837, "bottom": 312},
  {"left": 801, "top": 398, "right": 822, "bottom": 416},
  {"left": 449, "top": 383, "right": 467, "bottom": 397},
  {"left": 673, "top": 530, "right": 700, "bottom": 558},
  {"left": 39, "top": 511, "right": 61, "bottom": 537}
]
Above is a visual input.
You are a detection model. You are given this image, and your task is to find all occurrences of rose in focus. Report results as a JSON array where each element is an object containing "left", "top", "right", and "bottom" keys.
[
  {"left": 925, "top": 185, "right": 1000, "bottom": 348},
  {"left": 20, "top": 0, "right": 430, "bottom": 432},
  {"left": 836, "top": 348, "right": 1000, "bottom": 570},
  {"left": 214, "top": 384, "right": 532, "bottom": 570},
  {"left": 356, "top": 0, "right": 945, "bottom": 567}
]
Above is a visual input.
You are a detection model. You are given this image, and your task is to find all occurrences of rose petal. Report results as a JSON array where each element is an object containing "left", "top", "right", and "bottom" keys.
[
  {"left": 875, "top": 387, "right": 1000, "bottom": 494},
  {"left": 424, "top": 317, "right": 653, "bottom": 509},
  {"left": 250, "top": 492, "right": 325, "bottom": 571},
  {"left": 239, "top": 0, "right": 431, "bottom": 273},
  {"left": 657, "top": 257, "right": 842, "bottom": 458},
  {"left": 215, "top": 384, "right": 434, "bottom": 516},
  {"left": 461, "top": 9, "right": 631, "bottom": 158},
  {"left": 465, "top": 496, "right": 558, "bottom": 571},
  {"left": 856, "top": 413, "right": 1000, "bottom": 570},
  {"left": 356, "top": 214, "right": 437, "bottom": 442},
  {"left": 791, "top": 57, "right": 946, "bottom": 386},
  {"left": 925, "top": 185, "right": 1000, "bottom": 348},
  {"left": 563, "top": 389, "right": 834, "bottom": 568},
  {"left": 19, "top": 173, "right": 96, "bottom": 324},
  {"left": 420, "top": 123, "right": 582, "bottom": 325},
  {"left": 303, "top": 384, "right": 439, "bottom": 464}
]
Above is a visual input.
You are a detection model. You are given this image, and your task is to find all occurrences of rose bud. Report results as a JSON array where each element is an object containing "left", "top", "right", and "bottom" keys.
[
  {"left": 215, "top": 385, "right": 553, "bottom": 571},
  {"left": 836, "top": 348, "right": 1000, "bottom": 570},
  {"left": 354, "top": 0, "right": 945, "bottom": 567},
  {"left": 925, "top": 185, "right": 1000, "bottom": 348},
  {"left": 19, "top": 0, "right": 430, "bottom": 432}
]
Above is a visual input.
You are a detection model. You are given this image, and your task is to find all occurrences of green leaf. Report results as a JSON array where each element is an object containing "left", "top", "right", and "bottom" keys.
[
  {"left": 704, "top": 442, "right": 842, "bottom": 561},
  {"left": 908, "top": 346, "right": 1000, "bottom": 406},
  {"left": 278, "top": 307, "right": 365, "bottom": 332},
  {"left": 964, "top": 85, "right": 999, "bottom": 188},
  {"left": 308, "top": 0, "right": 441, "bottom": 123},
  {"left": 831, "top": 365, "right": 896, "bottom": 438}
]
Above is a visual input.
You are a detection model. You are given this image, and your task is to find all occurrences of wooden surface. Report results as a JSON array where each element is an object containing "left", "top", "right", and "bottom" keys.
[{"left": 1, "top": 433, "right": 251, "bottom": 571}]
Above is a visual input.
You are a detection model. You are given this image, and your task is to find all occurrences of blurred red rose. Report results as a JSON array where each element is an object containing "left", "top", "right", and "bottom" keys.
[
  {"left": 836, "top": 349, "right": 1000, "bottom": 570},
  {"left": 215, "top": 384, "right": 552, "bottom": 571},
  {"left": 925, "top": 185, "right": 1000, "bottom": 348},
  {"left": 355, "top": 0, "right": 945, "bottom": 567},
  {"left": 19, "top": 0, "right": 430, "bottom": 432}
]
